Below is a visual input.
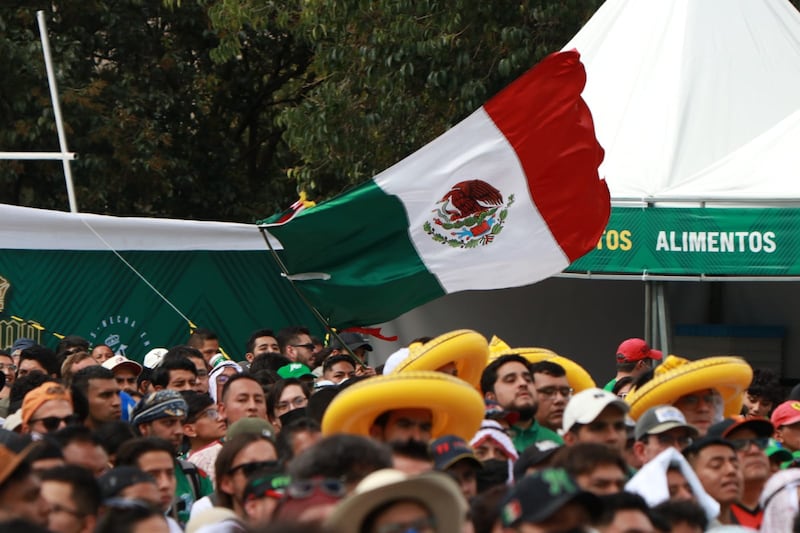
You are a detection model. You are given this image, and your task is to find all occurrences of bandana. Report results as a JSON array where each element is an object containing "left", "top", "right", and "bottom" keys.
[{"left": 131, "top": 389, "right": 187, "bottom": 426}]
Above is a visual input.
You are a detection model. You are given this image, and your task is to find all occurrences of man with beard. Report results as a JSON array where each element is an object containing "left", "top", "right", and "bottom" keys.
[
  {"left": 708, "top": 417, "right": 774, "bottom": 529},
  {"left": 481, "top": 354, "right": 562, "bottom": 452}
]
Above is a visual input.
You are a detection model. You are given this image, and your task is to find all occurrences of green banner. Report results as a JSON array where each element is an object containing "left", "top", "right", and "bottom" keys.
[
  {"left": 567, "top": 207, "right": 800, "bottom": 276},
  {"left": 0, "top": 250, "right": 320, "bottom": 362}
]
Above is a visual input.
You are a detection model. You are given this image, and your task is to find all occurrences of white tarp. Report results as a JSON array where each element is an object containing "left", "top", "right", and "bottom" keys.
[{"left": 564, "top": 0, "right": 800, "bottom": 201}]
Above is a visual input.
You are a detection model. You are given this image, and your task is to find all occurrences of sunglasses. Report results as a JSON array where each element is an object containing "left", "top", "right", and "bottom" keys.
[
  {"left": 730, "top": 437, "right": 769, "bottom": 451},
  {"left": 229, "top": 460, "right": 280, "bottom": 477},
  {"left": 291, "top": 343, "right": 315, "bottom": 351},
  {"left": 286, "top": 478, "right": 347, "bottom": 499},
  {"left": 30, "top": 414, "right": 81, "bottom": 432}
]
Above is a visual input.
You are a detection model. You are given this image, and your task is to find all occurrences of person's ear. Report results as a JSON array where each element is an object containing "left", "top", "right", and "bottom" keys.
[
  {"left": 246, "top": 353, "right": 254, "bottom": 363},
  {"left": 183, "top": 422, "right": 197, "bottom": 438},
  {"left": 563, "top": 431, "right": 577, "bottom": 446}
]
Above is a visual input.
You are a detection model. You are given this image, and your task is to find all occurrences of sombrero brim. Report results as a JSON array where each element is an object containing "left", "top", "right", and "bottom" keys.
[
  {"left": 490, "top": 347, "right": 596, "bottom": 393},
  {"left": 321, "top": 370, "right": 485, "bottom": 441},
  {"left": 625, "top": 356, "right": 753, "bottom": 420},
  {"left": 325, "top": 471, "right": 466, "bottom": 533},
  {"left": 392, "top": 329, "right": 489, "bottom": 388}
]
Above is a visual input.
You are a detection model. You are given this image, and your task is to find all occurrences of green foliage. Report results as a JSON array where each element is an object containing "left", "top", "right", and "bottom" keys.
[{"left": 2, "top": 1, "right": 600, "bottom": 220}]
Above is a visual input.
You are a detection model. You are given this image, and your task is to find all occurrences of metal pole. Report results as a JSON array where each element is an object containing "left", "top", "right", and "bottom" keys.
[{"left": 36, "top": 10, "right": 78, "bottom": 213}]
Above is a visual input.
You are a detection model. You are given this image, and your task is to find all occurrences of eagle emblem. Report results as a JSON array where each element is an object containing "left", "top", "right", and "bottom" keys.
[{"left": 423, "top": 179, "right": 514, "bottom": 248}]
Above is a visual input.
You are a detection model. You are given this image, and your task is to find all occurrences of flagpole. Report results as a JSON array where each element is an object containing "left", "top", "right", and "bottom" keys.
[
  {"left": 257, "top": 227, "right": 367, "bottom": 368},
  {"left": 37, "top": 10, "right": 78, "bottom": 214}
]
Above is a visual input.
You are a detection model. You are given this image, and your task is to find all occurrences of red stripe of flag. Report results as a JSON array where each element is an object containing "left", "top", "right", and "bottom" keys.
[{"left": 484, "top": 50, "right": 610, "bottom": 261}]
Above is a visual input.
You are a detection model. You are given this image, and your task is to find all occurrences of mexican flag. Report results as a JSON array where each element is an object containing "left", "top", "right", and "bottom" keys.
[{"left": 264, "top": 50, "right": 610, "bottom": 328}]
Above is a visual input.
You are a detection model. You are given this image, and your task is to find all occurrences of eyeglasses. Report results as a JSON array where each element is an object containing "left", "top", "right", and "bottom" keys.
[
  {"left": 0, "top": 363, "right": 17, "bottom": 372},
  {"left": 276, "top": 396, "right": 308, "bottom": 412},
  {"left": 29, "top": 414, "right": 81, "bottom": 432},
  {"left": 730, "top": 437, "right": 769, "bottom": 451},
  {"left": 536, "top": 386, "right": 573, "bottom": 399},
  {"left": 375, "top": 516, "right": 436, "bottom": 533},
  {"left": 190, "top": 408, "right": 220, "bottom": 423},
  {"left": 229, "top": 460, "right": 280, "bottom": 477},
  {"left": 676, "top": 392, "right": 716, "bottom": 407},
  {"left": 286, "top": 478, "right": 347, "bottom": 499},
  {"left": 655, "top": 433, "right": 693, "bottom": 448},
  {"left": 291, "top": 343, "right": 315, "bottom": 351}
]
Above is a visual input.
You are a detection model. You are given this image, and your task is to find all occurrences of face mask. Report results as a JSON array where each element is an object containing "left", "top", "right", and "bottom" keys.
[{"left": 476, "top": 458, "right": 509, "bottom": 493}]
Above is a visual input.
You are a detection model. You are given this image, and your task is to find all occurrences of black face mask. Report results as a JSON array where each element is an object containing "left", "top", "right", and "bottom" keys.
[{"left": 476, "top": 458, "right": 508, "bottom": 493}]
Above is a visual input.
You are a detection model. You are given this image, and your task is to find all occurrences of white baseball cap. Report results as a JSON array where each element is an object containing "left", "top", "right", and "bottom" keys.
[
  {"left": 562, "top": 387, "right": 630, "bottom": 434},
  {"left": 143, "top": 348, "right": 168, "bottom": 369},
  {"left": 102, "top": 355, "right": 143, "bottom": 376}
]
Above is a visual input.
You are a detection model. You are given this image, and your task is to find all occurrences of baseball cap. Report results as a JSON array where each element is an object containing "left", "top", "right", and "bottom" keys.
[
  {"left": 98, "top": 466, "right": 156, "bottom": 499},
  {"left": 500, "top": 467, "right": 601, "bottom": 527},
  {"left": 771, "top": 400, "right": 800, "bottom": 428},
  {"left": 330, "top": 332, "right": 373, "bottom": 352},
  {"left": 616, "top": 338, "right": 663, "bottom": 363},
  {"left": 143, "top": 347, "right": 168, "bottom": 369},
  {"left": 11, "top": 338, "right": 36, "bottom": 354},
  {"left": 0, "top": 443, "right": 35, "bottom": 488},
  {"left": 225, "top": 417, "right": 276, "bottom": 441},
  {"left": 634, "top": 405, "right": 699, "bottom": 441},
  {"left": 708, "top": 416, "right": 773, "bottom": 439},
  {"left": 430, "top": 435, "right": 482, "bottom": 471},
  {"left": 277, "top": 362, "right": 314, "bottom": 380},
  {"left": 102, "top": 355, "right": 143, "bottom": 376},
  {"left": 765, "top": 442, "right": 793, "bottom": 463},
  {"left": 21, "top": 382, "right": 72, "bottom": 424},
  {"left": 562, "top": 388, "right": 630, "bottom": 433}
]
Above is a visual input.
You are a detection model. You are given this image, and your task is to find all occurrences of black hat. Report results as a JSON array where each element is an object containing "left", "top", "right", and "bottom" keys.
[
  {"left": 430, "top": 435, "right": 481, "bottom": 471},
  {"left": 500, "top": 468, "right": 601, "bottom": 527},
  {"left": 98, "top": 466, "right": 156, "bottom": 499},
  {"left": 330, "top": 332, "right": 373, "bottom": 352}
]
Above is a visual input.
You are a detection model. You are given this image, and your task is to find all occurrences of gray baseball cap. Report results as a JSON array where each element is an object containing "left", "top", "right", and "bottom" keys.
[{"left": 634, "top": 405, "right": 699, "bottom": 441}]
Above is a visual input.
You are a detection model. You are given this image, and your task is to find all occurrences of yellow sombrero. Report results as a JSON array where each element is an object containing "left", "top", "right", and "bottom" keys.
[
  {"left": 624, "top": 355, "right": 753, "bottom": 420},
  {"left": 320, "top": 370, "right": 485, "bottom": 442},
  {"left": 388, "top": 329, "right": 489, "bottom": 389},
  {"left": 487, "top": 336, "right": 596, "bottom": 393}
]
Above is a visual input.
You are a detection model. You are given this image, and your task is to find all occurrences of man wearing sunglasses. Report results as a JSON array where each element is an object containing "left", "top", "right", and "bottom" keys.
[
  {"left": 708, "top": 416, "right": 774, "bottom": 530},
  {"left": 20, "top": 381, "right": 77, "bottom": 436},
  {"left": 277, "top": 326, "right": 317, "bottom": 367}
]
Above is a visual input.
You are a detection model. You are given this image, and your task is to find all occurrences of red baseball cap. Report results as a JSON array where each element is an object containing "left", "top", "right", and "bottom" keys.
[
  {"left": 616, "top": 338, "right": 663, "bottom": 363},
  {"left": 771, "top": 400, "right": 800, "bottom": 428}
]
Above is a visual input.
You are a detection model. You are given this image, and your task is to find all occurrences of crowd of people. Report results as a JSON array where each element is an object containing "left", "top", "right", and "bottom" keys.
[{"left": 0, "top": 325, "right": 798, "bottom": 533}]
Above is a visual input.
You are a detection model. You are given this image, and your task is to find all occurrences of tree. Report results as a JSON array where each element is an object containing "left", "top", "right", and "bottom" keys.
[
  {"left": 2, "top": 1, "right": 601, "bottom": 220},
  {"left": 1, "top": 1, "right": 312, "bottom": 222}
]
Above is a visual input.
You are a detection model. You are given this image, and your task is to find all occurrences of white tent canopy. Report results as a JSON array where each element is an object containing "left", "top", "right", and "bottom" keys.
[
  {"left": 564, "top": 0, "right": 800, "bottom": 201},
  {"left": 661, "top": 108, "right": 800, "bottom": 202},
  {"left": 378, "top": 0, "right": 800, "bottom": 375}
]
